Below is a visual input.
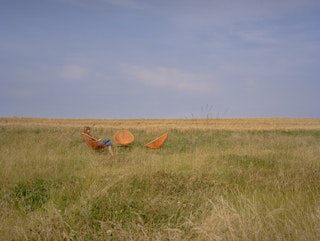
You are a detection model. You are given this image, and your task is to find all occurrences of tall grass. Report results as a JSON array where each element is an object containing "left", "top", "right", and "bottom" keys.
[{"left": 0, "top": 118, "right": 319, "bottom": 240}]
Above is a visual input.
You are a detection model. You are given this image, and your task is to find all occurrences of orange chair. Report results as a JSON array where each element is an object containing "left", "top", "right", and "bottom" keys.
[
  {"left": 145, "top": 133, "right": 168, "bottom": 149},
  {"left": 114, "top": 130, "right": 134, "bottom": 147},
  {"left": 81, "top": 132, "right": 107, "bottom": 150}
]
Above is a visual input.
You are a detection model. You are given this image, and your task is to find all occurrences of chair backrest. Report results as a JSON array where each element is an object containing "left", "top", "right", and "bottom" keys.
[
  {"left": 145, "top": 133, "right": 168, "bottom": 149},
  {"left": 114, "top": 130, "right": 134, "bottom": 146},
  {"left": 81, "top": 133, "right": 106, "bottom": 149}
]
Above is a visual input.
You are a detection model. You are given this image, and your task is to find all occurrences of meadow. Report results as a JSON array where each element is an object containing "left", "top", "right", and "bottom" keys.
[{"left": 0, "top": 117, "right": 319, "bottom": 240}]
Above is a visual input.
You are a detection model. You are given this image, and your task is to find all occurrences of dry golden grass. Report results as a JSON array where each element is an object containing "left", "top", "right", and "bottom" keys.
[{"left": 0, "top": 117, "right": 319, "bottom": 240}]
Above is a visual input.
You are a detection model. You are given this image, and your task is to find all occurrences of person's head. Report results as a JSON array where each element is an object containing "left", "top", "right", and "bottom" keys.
[{"left": 83, "top": 126, "right": 91, "bottom": 134}]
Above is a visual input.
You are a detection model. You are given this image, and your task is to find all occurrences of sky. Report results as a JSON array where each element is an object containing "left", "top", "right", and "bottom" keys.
[{"left": 1, "top": 0, "right": 320, "bottom": 119}]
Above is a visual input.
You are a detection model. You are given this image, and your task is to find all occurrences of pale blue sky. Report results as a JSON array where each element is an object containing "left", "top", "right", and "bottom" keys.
[{"left": 1, "top": 0, "right": 320, "bottom": 118}]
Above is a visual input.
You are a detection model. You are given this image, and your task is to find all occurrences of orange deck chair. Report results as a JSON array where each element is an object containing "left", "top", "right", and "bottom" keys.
[
  {"left": 114, "top": 130, "right": 134, "bottom": 147},
  {"left": 81, "top": 132, "right": 107, "bottom": 150},
  {"left": 144, "top": 132, "right": 168, "bottom": 149}
]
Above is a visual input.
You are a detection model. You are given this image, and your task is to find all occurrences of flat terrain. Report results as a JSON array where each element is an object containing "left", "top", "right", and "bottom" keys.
[
  {"left": 1, "top": 117, "right": 320, "bottom": 130},
  {"left": 1, "top": 118, "right": 319, "bottom": 240}
]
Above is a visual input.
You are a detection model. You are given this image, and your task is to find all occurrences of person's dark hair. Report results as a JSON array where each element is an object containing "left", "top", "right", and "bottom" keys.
[{"left": 83, "top": 126, "right": 91, "bottom": 132}]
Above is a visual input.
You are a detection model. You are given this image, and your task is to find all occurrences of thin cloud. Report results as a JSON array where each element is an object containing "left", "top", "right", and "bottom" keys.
[
  {"left": 101, "top": 0, "right": 146, "bottom": 9},
  {"left": 11, "top": 88, "right": 35, "bottom": 98},
  {"left": 59, "top": 64, "right": 88, "bottom": 81},
  {"left": 57, "top": 0, "right": 147, "bottom": 9},
  {"left": 125, "top": 65, "right": 214, "bottom": 94}
]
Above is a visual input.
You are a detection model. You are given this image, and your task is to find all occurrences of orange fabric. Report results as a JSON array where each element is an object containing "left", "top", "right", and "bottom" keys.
[
  {"left": 114, "top": 130, "right": 134, "bottom": 146},
  {"left": 145, "top": 133, "right": 168, "bottom": 149},
  {"left": 81, "top": 132, "right": 106, "bottom": 150}
]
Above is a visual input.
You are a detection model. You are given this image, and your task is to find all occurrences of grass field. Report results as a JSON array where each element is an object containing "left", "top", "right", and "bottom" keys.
[{"left": 1, "top": 117, "right": 320, "bottom": 240}]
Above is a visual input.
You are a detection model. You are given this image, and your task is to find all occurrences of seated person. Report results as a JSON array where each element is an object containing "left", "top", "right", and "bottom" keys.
[{"left": 83, "top": 126, "right": 114, "bottom": 156}]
